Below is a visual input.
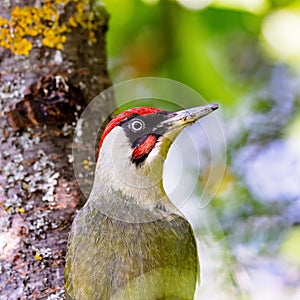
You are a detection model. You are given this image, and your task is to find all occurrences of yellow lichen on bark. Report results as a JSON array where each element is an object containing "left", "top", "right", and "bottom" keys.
[{"left": 0, "top": 0, "right": 104, "bottom": 56}]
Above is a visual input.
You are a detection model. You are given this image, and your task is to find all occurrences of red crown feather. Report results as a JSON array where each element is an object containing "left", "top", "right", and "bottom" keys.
[{"left": 97, "top": 107, "right": 164, "bottom": 157}]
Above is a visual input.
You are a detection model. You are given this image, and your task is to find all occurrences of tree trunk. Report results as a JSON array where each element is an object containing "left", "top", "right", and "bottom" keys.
[{"left": 0, "top": 1, "right": 114, "bottom": 298}]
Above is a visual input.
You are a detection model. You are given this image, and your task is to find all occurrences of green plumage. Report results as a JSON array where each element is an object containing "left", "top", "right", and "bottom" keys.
[
  {"left": 64, "top": 105, "right": 219, "bottom": 299},
  {"left": 65, "top": 201, "right": 199, "bottom": 299}
]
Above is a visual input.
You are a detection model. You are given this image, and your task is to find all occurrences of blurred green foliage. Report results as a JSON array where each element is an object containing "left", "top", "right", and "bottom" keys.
[{"left": 102, "top": 0, "right": 300, "bottom": 104}]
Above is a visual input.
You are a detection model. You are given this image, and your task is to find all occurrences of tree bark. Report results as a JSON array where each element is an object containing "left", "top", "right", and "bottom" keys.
[{"left": 0, "top": 1, "right": 114, "bottom": 298}]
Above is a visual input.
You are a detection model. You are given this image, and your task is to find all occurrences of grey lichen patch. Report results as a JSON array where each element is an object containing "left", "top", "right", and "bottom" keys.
[
  {"left": 27, "top": 210, "right": 51, "bottom": 239},
  {"left": 0, "top": 75, "right": 27, "bottom": 112},
  {"left": 4, "top": 158, "right": 25, "bottom": 183},
  {"left": 18, "top": 131, "right": 41, "bottom": 149},
  {"left": 0, "top": 78, "right": 24, "bottom": 101},
  {"left": 0, "top": 261, "right": 13, "bottom": 278},
  {"left": 0, "top": 213, "right": 10, "bottom": 233},
  {"left": 61, "top": 123, "right": 74, "bottom": 137},
  {"left": 0, "top": 121, "right": 67, "bottom": 295},
  {"left": 46, "top": 289, "right": 65, "bottom": 300},
  {"left": 32, "top": 246, "right": 53, "bottom": 267},
  {"left": 3, "top": 194, "right": 23, "bottom": 213},
  {"left": 30, "top": 150, "right": 60, "bottom": 204},
  {"left": 67, "top": 154, "right": 74, "bottom": 164},
  {"left": 3, "top": 143, "right": 60, "bottom": 214}
]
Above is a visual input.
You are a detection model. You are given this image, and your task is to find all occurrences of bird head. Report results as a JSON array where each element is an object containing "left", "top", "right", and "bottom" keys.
[{"left": 94, "top": 104, "right": 218, "bottom": 206}]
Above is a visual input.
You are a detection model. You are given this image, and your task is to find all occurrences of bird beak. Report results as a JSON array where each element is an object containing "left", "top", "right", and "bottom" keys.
[{"left": 155, "top": 104, "right": 219, "bottom": 133}]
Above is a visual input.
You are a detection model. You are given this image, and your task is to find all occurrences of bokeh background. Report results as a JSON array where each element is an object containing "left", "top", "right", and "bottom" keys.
[{"left": 102, "top": 0, "right": 300, "bottom": 299}]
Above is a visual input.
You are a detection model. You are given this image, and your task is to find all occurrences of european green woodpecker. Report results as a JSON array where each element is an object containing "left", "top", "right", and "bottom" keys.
[{"left": 65, "top": 104, "right": 218, "bottom": 299}]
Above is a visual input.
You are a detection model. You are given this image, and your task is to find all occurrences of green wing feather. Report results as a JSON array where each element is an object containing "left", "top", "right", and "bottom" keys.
[{"left": 65, "top": 205, "right": 199, "bottom": 300}]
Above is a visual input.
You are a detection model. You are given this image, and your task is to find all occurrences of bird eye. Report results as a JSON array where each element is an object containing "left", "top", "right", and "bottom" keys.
[{"left": 130, "top": 119, "right": 145, "bottom": 132}]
